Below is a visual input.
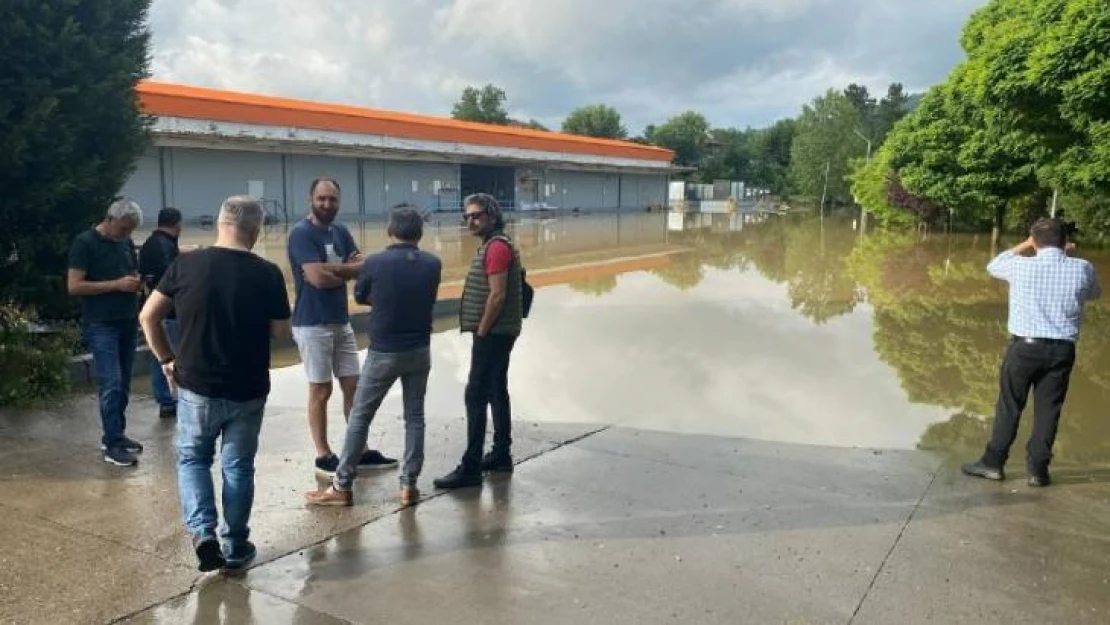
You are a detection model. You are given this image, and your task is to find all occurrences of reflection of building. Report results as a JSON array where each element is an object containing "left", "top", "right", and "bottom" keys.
[
  {"left": 667, "top": 211, "right": 768, "bottom": 232},
  {"left": 120, "top": 82, "right": 676, "bottom": 223}
]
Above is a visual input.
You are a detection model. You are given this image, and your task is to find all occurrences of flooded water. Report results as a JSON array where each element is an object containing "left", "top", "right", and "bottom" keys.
[
  {"left": 171, "top": 212, "right": 1110, "bottom": 465},
  {"left": 160, "top": 211, "right": 679, "bottom": 300}
]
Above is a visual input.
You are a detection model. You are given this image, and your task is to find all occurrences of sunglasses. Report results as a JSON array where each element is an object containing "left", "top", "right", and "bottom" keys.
[{"left": 463, "top": 211, "right": 487, "bottom": 221}]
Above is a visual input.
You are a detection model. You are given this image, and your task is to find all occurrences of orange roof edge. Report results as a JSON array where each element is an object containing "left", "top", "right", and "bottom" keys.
[{"left": 137, "top": 80, "right": 676, "bottom": 164}]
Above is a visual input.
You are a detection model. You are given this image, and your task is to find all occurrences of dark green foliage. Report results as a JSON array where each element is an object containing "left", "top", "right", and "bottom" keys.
[{"left": 0, "top": 0, "right": 153, "bottom": 320}]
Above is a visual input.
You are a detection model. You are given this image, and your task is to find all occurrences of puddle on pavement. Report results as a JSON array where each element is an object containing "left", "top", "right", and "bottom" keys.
[{"left": 233, "top": 212, "right": 1110, "bottom": 464}]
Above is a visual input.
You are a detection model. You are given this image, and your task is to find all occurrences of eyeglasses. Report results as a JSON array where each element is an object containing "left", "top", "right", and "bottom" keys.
[{"left": 463, "top": 211, "right": 486, "bottom": 221}]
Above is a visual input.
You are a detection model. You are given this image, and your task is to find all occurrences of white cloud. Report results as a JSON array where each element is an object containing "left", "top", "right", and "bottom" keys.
[{"left": 149, "top": 0, "right": 987, "bottom": 132}]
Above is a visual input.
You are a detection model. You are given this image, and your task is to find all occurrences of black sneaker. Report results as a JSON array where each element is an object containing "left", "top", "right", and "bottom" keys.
[
  {"left": 314, "top": 453, "right": 339, "bottom": 477},
  {"left": 433, "top": 467, "right": 482, "bottom": 489},
  {"left": 223, "top": 541, "right": 257, "bottom": 571},
  {"left": 100, "top": 437, "right": 144, "bottom": 454},
  {"left": 103, "top": 446, "right": 138, "bottom": 467},
  {"left": 193, "top": 535, "right": 225, "bottom": 572},
  {"left": 159, "top": 404, "right": 177, "bottom": 419},
  {"left": 480, "top": 452, "right": 514, "bottom": 473},
  {"left": 358, "top": 449, "right": 398, "bottom": 470}
]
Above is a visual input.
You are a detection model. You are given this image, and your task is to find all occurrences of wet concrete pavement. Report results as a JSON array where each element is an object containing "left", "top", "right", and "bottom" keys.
[{"left": 5, "top": 214, "right": 1110, "bottom": 623}]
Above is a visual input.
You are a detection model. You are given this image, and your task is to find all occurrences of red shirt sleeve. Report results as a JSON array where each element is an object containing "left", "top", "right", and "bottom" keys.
[{"left": 484, "top": 240, "right": 512, "bottom": 275}]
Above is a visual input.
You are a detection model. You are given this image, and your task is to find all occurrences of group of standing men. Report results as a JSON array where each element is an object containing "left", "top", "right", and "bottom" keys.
[{"left": 67, "top": 182, "right": 526, "bottom": 572}]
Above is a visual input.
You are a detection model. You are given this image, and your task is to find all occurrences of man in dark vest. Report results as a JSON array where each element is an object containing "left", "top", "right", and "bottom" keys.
[{"left": 435, "top": 193, "right": 524, "bottom": 489}]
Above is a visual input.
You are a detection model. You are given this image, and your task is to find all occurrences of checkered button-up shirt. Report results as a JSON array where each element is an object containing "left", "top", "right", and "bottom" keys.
[{"left": 987, "top": 247, "right": 1101, "bottom": 342}]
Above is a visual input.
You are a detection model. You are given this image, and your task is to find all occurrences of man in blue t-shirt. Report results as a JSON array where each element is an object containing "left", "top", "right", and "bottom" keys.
[{"left": 287, "top": 177, "right": 395, "bottom": 476}]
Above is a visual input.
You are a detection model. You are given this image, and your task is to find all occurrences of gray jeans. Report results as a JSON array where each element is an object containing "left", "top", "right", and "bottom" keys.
[{"left": 334, "top": 347, "right": 431, "bottom": 489}]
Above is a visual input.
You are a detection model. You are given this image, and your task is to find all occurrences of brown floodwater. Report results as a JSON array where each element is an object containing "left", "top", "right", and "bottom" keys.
[{"left": 152, "top": 212, "right": 1110, "bottom": 465}]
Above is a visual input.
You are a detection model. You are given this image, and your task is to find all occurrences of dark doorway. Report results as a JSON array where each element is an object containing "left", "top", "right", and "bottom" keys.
[{"left": 461, "top": 164, "right": 516, "bottom": 210}]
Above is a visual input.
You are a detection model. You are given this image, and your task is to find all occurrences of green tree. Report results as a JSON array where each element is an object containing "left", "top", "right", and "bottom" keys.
[
  {"left": 451, "top": 84, "right": 510, "bottom": 125},
  {"left": 748, "top": 119, "right": 796, "bottom": 196},
  {"left": 789, "top": 90, "right": 864, "bottom": 205},
  {"left": 561, "top": 104, "right": 627, "bottom": 139},
  {"left": 698, "top": 128, "right": 752, "bottom": 184},
  {"left": 965, "top": 0, "right": 1110, "bottom": 196},
  {"left": 873, "top": 83, "right": 910, "bottom": 145},
  {"left": 888, "top": 66, "right": 1040, "bottom": 238},
  {"left": 0, "top": 0, "right": 153, "bottom": 319},
  {"left": 646, "top": 111, "right": 711, "bottom": 168},
  {"left": 843, "top": 83, "right": 876, "bottom": 136}
]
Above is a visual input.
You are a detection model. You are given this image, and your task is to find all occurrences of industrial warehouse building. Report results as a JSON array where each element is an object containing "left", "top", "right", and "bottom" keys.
[{"left": 121, "top": 82, "right": 677, "bottom": 223}]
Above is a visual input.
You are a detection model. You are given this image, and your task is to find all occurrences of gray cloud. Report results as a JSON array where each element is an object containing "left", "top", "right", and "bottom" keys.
[{"left": 149, "top": 0, "right": 986, "bottom": 134}]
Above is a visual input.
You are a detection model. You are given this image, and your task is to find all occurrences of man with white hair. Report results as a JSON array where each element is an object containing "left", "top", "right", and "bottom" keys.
[
  {"left": 140, "top": 196, "right": 291, "bottom": 572},
  {"left": 67, "top": 197, "right": 145, "bottom": 467}
]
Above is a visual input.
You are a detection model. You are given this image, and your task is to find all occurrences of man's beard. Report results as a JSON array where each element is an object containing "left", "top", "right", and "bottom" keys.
[{"left": 312, "top": 206, "right": 337, "bottom": 225}]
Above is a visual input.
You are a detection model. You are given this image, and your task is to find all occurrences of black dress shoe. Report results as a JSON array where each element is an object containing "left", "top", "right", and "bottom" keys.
[
  {"left": 433, "top": 467, "right": 482, "bottom": 489},
  {"left": 480, "top": 452, "right": 514, "bottom": 473},
  {"left": 1027, "top": 473, "right": 1051, "bottom": 487},
  {"left": 961, "top": 461, "right": 1005, "bottom": 481}
]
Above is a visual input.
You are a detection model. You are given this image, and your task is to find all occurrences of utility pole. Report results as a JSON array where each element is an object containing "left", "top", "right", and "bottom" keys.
[
  {"left": 819, "top": 160, "right": 830, "bottom": 225},
  {"left": 853, "top": 129, "right": 872, "bottom": 234}
]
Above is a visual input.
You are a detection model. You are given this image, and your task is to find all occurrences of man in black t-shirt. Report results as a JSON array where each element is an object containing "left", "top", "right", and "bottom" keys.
[
  {"left": 67, "top": 198, "right": 145, "bottom": 467},
  {"left": 139, "top": 196, "right": 291, "bottom": 573},
  {"left": 139, "top": 207, "right": 186, "bottom": 418}
]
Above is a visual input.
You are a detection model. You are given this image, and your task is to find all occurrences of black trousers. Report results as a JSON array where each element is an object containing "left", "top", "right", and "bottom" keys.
[
  {"left": 461, "top": 334, "right": 517, "bottom": 473},
  {"left": 982, "top": 337, "right": 1076, "bottom": 473}
]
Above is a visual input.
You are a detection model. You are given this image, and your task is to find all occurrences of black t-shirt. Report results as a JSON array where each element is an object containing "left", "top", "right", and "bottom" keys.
[
  {"left": 67, "top": 228, "right": 140, "bottom": 323},
  {"left": 157, "top": 247, "right": 291, "bottom": 401},
  {"left": 139, "top": 230, "right": 180, "bottom": 318}
]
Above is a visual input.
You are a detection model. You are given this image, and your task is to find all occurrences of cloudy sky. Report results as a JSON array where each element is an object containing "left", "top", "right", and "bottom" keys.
[{"left": 149, "top": 0, "right": 987, "bottom": 134}]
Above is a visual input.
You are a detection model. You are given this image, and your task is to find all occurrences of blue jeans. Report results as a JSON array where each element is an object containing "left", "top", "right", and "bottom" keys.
[
  {"left": 335, "top": 348, "right": 431, "bottom": 490},
  {"left": 150, "top": 319, "right": 181, "bottom": 407},
  {"left": 176, "top": 388, "right": 266, "bottom": 553},
  {"left": 83, "top": 320, "right": 139, "bottom": 449}
]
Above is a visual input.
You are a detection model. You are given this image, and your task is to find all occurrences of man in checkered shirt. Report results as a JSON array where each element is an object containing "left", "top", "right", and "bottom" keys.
[{"left": 963, "top": 218, "right": 1101, "bottom": 487}]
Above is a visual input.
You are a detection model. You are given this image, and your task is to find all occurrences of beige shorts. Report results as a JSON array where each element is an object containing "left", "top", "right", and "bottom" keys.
[{"left": 292, "top": 324, "right": 361, "bottom": 384}]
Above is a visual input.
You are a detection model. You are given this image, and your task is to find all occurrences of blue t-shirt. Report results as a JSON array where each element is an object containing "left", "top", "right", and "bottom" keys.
[
  {"left": 288, "top": 218, "right": 359, "bottom": 326},
  {"left": 354, "top": 243, "right": 442, "bottom": 353}
]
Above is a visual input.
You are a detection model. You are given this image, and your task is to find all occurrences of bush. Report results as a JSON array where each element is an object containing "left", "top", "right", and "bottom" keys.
[{"left": 0, "top": 303, "right": 76, "bottom": 407}]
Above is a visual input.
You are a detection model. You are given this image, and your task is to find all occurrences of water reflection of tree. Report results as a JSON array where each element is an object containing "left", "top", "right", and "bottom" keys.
[
  {"left": 782, "top": 218, "right": 862, "bottom": 324},
  {"left": 567, "top": 275, "right": 619, "bottom": 296},
  {"left": 650, "top": 250, "right": 705, "bottom": 290},
  {"left": 654, "top": 216, "right": 860, "bottom": 323},
  {"left": 848, "top": 232, "right": 1110, "bottom": 464}
]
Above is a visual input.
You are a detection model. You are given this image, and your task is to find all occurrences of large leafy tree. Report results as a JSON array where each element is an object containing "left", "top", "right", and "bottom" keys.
[
  {"left": 0, "top": 0, "right": 153, "bottom": 319},
  {"left": 789, "top": 90, "right": 864, "bottom": 205},
  {"left": 451, "top": 84, "right": 510, "bottom": 125},
  {"left": 748, "top": 119, "right": 796, "bottom": 196},
  {"left": 645, "top": 111, "right": 710, "bottom": 168},
  {"left": 966, "top": 0, "right": 1110, "bottom": 195},
  {"left": 561, "top": 104, "right": 627, "bottom": 139}
]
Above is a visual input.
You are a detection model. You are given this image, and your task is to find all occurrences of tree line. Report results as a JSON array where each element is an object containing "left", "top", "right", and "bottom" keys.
[
  {"left": 851, "top": 0, "right": 1109, "bottom": 241},
  {"left": 457, "top": 0, "right": 1108, "bottom": 242},
  {"left": 451, "top": 77, "right": 916, "bottom": 207}
]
